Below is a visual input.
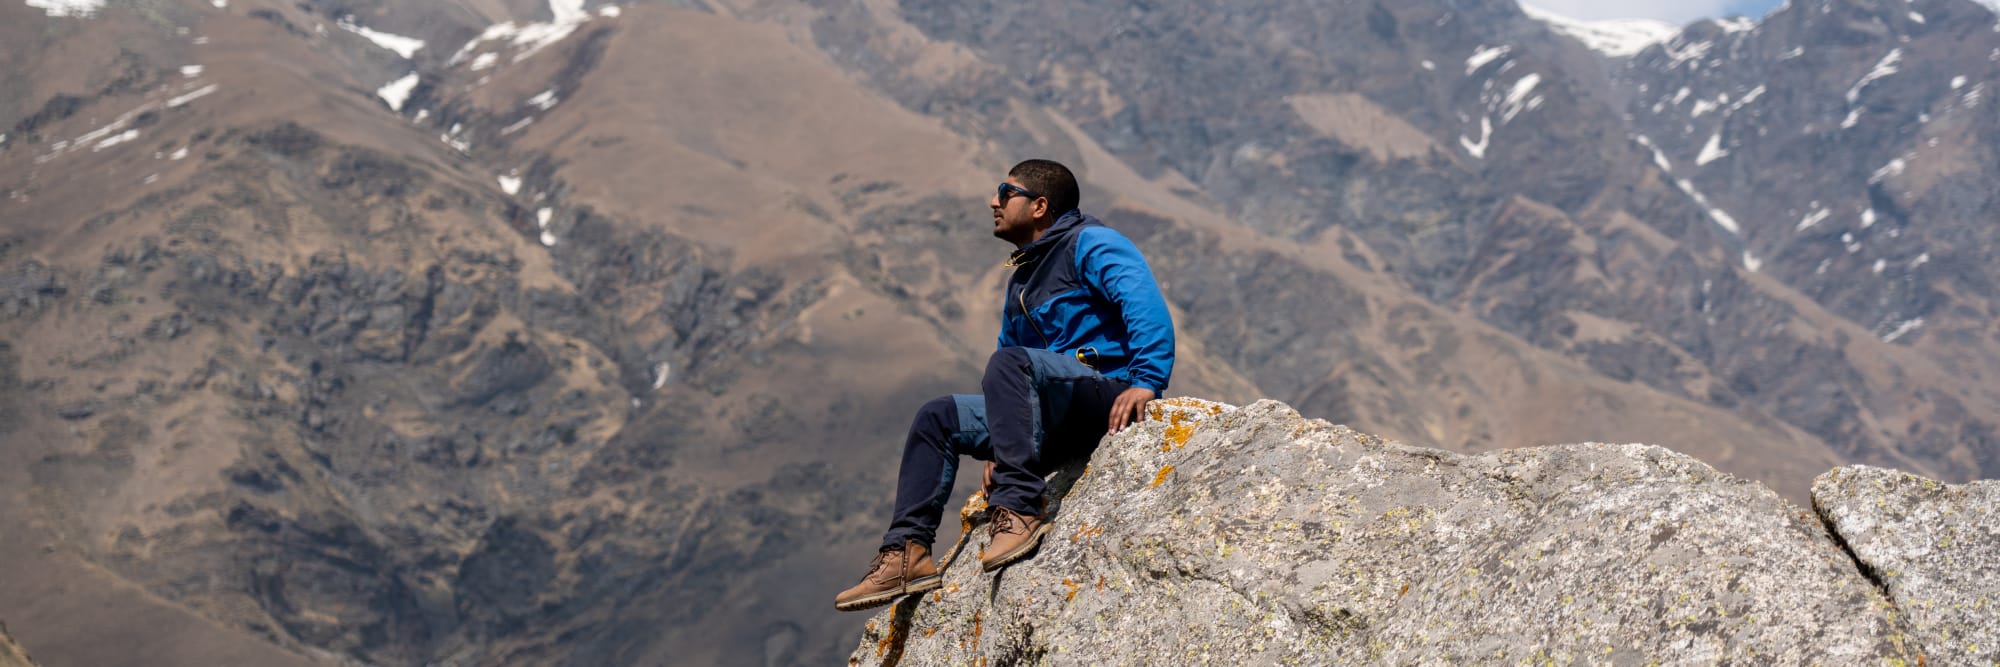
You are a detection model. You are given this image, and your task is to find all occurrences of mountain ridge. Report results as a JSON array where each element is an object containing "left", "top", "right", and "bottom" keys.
[{"left": 3, "top": 0, "right": 1997, "bottom": 664}]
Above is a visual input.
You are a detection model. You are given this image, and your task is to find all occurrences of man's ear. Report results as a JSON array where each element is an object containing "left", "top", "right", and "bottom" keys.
[{"left": 1032, "top": 197, "right": 1050, "bottom": 221}]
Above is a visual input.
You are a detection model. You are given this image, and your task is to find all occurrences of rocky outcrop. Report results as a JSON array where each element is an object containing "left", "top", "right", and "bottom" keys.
[
  {"left": 1815, "top": 467, "right": 2000, "bottom": 666},
  {"left": 851, "top": 398, "right": 1998, "bottom": 665}
]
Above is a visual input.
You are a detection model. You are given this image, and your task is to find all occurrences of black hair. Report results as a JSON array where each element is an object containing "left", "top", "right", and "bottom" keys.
[{"left": 1008, "top": 159, "right": 1080, "bottom": 217}]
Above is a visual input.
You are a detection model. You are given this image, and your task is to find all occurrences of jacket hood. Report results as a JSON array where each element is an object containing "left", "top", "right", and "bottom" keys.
[{"left": 1007, "top": 209, "right": 1095, "bottom": 266}]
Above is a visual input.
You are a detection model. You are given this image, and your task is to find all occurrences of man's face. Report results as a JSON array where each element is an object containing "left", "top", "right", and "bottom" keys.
[{"left": 990, "top": 178, "right": 1047, "bottom": 247}]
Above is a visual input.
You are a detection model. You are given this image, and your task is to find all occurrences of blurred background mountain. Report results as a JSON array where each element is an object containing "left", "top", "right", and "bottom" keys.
[{"left": 2, "top": 0, "right": 1996, "bottom": 664}]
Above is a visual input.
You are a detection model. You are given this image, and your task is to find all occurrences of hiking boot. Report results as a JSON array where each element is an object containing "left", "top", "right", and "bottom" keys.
[
  {"left": 979, "top": 506, "right": 1052, "bottom": 572},
  {"left": 834, "top": 541, "right": 941, "bottom": 612}
]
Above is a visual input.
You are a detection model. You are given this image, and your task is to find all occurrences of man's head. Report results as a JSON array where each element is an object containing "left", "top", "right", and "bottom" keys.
[{"left": 991, "top": 159, "right": 1081, "bottom": 247}]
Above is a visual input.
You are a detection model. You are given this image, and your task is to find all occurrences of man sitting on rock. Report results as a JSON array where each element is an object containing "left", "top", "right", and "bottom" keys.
[{"left": 835, "top": 159, "right": 1177, "bottom": 612}]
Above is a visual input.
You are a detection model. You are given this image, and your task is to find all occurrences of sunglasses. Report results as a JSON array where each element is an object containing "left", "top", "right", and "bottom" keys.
[{"left": 997, "top": 182, "right": 1042, "bottom": 204}]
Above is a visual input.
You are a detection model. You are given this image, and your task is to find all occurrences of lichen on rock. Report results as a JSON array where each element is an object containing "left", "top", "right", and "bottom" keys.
[
  {"left": 854, "top": 398, "right": 1930, "bottom": 665},
  {"left": 1814, "top": 465, "right": 2000, "bottom": 666}
]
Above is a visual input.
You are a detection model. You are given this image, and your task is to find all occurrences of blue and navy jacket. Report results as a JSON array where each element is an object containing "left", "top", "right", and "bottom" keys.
[{"left": 999, "top": 210, "right": 1175, "bottom": 394}]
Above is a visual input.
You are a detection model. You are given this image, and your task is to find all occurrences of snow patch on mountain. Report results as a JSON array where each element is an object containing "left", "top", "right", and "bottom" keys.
[
  {"left": 338, "top": 17, "right": 426, "bottom": 59},
  {"left": 1870, "top": 158, "right": 1907, "bottom": 184},
  {"left": 1882, "top": 317, "right": 1925, "bottom": 343},
  {"left": 1662, "top": 38, "right": 1715, "bottom": 69},
  {"left": 1500, "top": 73, "right": 1544, "bottom": 122},
  {"left": 527, "top": 89, "right": 560, "bottom": 110},
  {"left": 537, "top": 207, "right": 558, "bottom": 246},
  {"left": 1633, "top": 134, "right": 1739, "bottom": 235},
  {"left": 1696, "top": 131, "right": 1729, "bottom": 165},
  {"left": 449, "top": 0, "right": 597, "bottom": 67},
  {"left": 1846, "top": 49, "right": 1903, "bottom": 105},
  {"left": 166, "top": 84, "right": 218, "bottom": 108},
  {"left": 24, "top": 0, "right": 102, "bottom": 17},
  {"left": 1466, "top": 46, "right": 1511, "bottom": 75},
  {"left": 1520, "top": 5, "right": 1677, "bottom": 58},
  {"left": 1460, "top": 117, "right": 1493, "bottom": 158},
  {"left": 93, "top": 129, "right": 140, "bottom": 151},
  {"left": 1634, "top": 134, "right": 1673, "bottom": 170},
  {"left": 1797, "top": 206, "right": 1830, "bottom": 231},
  {"left": 1711, "top": 17, "right": 1755, "bottom": 33},
  {"left": 378, "top": 73, "right": 419, "bottom": 111},
  {"left": 1677, "top": 179, "right": 1742, "bottom": 235},
  {"left": 1691, "top": 97, "right": 1721, "bottom": 117}
]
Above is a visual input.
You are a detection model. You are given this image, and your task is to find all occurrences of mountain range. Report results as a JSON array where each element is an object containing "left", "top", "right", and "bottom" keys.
[{"left": 2, "top": 0, "right": 1996, "bottom": 664}]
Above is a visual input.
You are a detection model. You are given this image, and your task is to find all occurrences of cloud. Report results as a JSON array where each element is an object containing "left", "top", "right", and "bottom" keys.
[{"left": 1523, "top": 0, "right": 1778, "bottom": 24}]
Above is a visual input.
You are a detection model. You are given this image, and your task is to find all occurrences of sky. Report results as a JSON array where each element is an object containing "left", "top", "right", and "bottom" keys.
[{"left": 1529, "top": 0, "right": 1787, "bottom": 24}]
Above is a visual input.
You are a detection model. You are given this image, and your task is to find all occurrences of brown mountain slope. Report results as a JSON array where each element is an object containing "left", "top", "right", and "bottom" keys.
[{"left": 0, "top": 628, "right": 35, "bottom": 667}]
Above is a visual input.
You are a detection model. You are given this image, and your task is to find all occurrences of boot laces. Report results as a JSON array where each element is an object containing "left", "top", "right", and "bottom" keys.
[
  {"left": 990, "top": 508, "right": 1026, "bottom": 537},
  {"left": 864, "top": 549, "right": 900, "bottom": 578}
]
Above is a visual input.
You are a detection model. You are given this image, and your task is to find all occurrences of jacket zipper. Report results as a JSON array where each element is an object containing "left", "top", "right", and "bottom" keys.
[{"left": 1015, "top": 282, "right": 1053, "bottom": 347}]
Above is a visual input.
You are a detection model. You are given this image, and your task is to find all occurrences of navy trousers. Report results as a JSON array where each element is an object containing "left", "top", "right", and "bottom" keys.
[{"left": 880, "top": 347, "right": 1130, "bottom": 551}]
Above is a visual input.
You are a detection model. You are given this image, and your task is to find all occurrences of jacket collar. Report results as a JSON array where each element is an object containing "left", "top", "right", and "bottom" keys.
[{"left": 1006, "top": 209, "right": 1092, "bottom": 267}]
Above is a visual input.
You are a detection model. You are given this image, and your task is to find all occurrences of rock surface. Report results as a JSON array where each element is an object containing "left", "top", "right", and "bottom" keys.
[
  {"left": 1814, "top": 466, "right": 2000, "bottom": 667},
  {"left": 854, "top": 398, "right": 1925, "bottom": 665}
]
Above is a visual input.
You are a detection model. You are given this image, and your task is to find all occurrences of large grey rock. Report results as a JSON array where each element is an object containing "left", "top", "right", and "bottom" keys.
[
  {"left": 1814, "top": 466, "right": 2000, "bottom": 666},
  {"left": 853, "top": 398, "right": 1918, "bottom": 665}
]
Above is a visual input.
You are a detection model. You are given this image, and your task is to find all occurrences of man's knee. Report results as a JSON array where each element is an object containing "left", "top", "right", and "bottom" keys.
[
  {"left": 911, "top": 395, "right": 958, "bottom": 434},
  {"left": 984, "top": 347, "right": 1033, "bottom": 382}
]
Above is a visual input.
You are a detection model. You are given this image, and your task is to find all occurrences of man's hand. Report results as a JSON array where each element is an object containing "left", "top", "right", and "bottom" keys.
[{"left": 1108, "top": 387, "right": 1156, "bottom": 435}]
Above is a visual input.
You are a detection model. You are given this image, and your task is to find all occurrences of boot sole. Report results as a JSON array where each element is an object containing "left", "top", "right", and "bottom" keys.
[
  {"left": 980, "top": 521, "right": 1054, "bottom": 572},
  {"left": 833, "top": 575, "right": 944, "bottom": 612}
]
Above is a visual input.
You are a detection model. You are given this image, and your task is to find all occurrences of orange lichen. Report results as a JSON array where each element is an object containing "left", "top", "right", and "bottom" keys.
[
  {"left": 923, "top": 627, "right": 938, "bottom": 637},
  {"left": 960, "top": 610, "right": 982, "bottom": 649},
  {"left": 1400, "top": 582, "right": 1411, "bottom": 597},
  {"left": 1097, "top": 575, "right": 1106, "bottom": 591},
  {"left": 875, "top": 607, "right": 901, "bottom": 657},
  {"left": 1150, "top": 465, "right": 1175, "bottom": 488},
  {"left": 1164, "top": 414, "right": 1196, "bottom": 449}
]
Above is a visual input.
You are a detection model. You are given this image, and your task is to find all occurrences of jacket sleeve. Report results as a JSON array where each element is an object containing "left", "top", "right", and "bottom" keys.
[{"left": 1077, "top": 227, "right": 1175, "bottom": 393}]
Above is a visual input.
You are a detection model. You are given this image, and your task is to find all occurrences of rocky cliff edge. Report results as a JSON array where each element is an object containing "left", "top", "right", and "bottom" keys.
[{"left": 852, "top": 398, "right": 1997, "bottom": 666}]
